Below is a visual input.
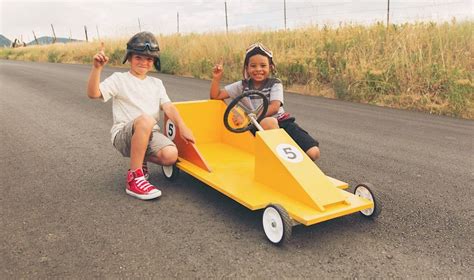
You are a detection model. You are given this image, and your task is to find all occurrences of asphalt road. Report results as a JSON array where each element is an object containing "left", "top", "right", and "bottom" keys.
[{"left": 1, "top": 60, "right": 472, "bottom": 279}]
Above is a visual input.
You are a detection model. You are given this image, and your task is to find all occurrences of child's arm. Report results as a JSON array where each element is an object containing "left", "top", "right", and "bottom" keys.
[
  {"left": 162, "top": 102, "right": 195, "bottom": 144},
  {"left": 266, "top": 100, "right": 282, "bottom": 117},
  {"left": 87, "top": 42, "right": 109, "bottom": 99},
  {"left": 264, "top": 82, "right": 284, "bottom": 117},
  {"left": 210, "top": 59, "right": 230, "bottom": 100}
]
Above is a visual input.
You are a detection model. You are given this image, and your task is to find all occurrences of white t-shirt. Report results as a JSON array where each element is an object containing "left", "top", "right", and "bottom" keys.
[{"left": 99, "top": 71, "right": 171, "bottom": 143}]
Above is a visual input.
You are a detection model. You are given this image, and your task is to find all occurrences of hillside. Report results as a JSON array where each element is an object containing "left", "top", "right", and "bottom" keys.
[
  {"left": 0, "top": 35, "right": 12, "bottom": 47},
  {"left": 28, "top": 36, "right": 82, "bottom": 45},
  {"left": 0, "top": 35, "right": 82, "bottom": 47}
]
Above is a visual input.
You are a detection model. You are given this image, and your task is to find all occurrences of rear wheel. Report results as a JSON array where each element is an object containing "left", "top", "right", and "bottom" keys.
[
  {"left": 354, "top": 183, "right": 381, "bottom": 218},
  {"left": 262, "top": 204, "right": 292, "bottom": 245},
  {"left": 162, "top": 164, "right": 180, "bottom": 181}
]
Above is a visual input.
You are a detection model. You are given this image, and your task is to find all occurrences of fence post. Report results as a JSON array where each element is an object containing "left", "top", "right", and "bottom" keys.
[
  {"left": 84, "top": 25, "right": 89, "bottom": 42},
  {"left": 32, "top": 31, "right": 39, "bottom": 45},
  {"left": 386, "top": 0, "right": 390, "bottom": 27},
  {"left": 51, "top": 24, "right": 57, "bottom": 43},
  {"left": 96, "top": 25, "right": 100, "bottom": 41},
  {"left": 177, "top": 12, "right": 180, "bottom": 33},
  {"left": 225, "top": 2, "right": 228, "bottom": 34}
]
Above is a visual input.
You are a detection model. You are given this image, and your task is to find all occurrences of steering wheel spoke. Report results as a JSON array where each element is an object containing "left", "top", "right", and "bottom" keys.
[{"left": 223, "top": 90, "right": 269, "bottom": 133}]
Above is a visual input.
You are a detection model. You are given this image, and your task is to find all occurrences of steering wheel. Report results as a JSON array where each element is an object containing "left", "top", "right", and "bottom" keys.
[{"left": 223, "top": 90, "right": 269, "bottom": 133}]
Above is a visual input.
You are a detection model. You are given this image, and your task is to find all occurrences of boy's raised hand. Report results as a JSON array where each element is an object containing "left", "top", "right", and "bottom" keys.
[
  {"left": 212, "top": 58, "right": 224, "bottom": 80},
  {"left": 93, "top": 42, "right": 109, "bottom": 69}
]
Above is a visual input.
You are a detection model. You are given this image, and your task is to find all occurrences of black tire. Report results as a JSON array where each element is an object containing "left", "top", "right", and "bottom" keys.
[
  {"left": 262, "top": 204, "right": 292, "bottom": 245},
  {"left": 354, "top": 182, "right": 381, "bottom": 218},
  {"left": 162, "top": 164, "right": 180, "bottom": 181}
]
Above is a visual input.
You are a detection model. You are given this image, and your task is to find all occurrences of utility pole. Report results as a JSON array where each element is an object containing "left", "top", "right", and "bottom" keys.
[
  {"left": 84, "top": 25, "right": 89, "bottom": 42},
  {"left": 284, "top": 0, "right": 287, "bottom": 30},
  {"left": 96, "top": 25, "right": 100, "bottom": 41},
  {"left": 386, "top": 0, "right": 390, "bottom": 27},
  {"left": 138, "top": 17, "right": 142, "bottom": 32},
  {"left": 177, "top": 12, "right": 180, "bottom": 33},
  {"left": 32, "top": 30, "right": 39, "bottom": 45},
  {"left": 69, "top": 29, "right": 72, "bottom": 42},
  {"left": 225, "top": 2, "right": 228, "bottom": 34},
  {"left": 51, "top": 24, "right": 57, "bottom": 43}
]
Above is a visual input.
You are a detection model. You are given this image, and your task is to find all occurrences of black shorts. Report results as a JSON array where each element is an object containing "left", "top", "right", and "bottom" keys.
[{"left": 251, "top": 117, "right": 319, "bottom": 152}]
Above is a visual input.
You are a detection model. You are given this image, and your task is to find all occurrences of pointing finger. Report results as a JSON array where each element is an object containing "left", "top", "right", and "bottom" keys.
[
  {"left": 99, "top": 42, "right": 105, "bottom": 54},
  {"left": 216, "top": 58, "right": 224, "bottom": 71}
]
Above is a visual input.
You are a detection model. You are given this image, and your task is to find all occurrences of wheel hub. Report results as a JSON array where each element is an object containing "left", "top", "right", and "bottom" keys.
[{"left": 355, "top": 186, "right": 375, "bottom": 216}]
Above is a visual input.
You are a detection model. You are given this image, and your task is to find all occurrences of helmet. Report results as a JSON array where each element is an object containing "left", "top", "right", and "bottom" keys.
[{"left": 122, "top": 31, "right": 161, "bottom": 71}]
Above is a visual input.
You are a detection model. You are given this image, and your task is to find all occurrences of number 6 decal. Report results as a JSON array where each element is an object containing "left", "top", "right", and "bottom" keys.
[
  {"left": 276, "top": 144, "right": 303, "bottom": 163},
  {"left": 165, "top": 119, "right": 176, "bottom": 141}
]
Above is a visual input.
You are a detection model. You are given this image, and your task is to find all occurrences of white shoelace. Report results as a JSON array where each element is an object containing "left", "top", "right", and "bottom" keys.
[{"left": 135, "top": 177, "right": 154, "bottom": 191}]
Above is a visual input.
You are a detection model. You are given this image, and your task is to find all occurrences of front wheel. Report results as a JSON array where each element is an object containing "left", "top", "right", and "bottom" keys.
[
  {"left": 354, "top": 183, "right": 381, "bottom": 218},
  {"left": 162, "top": 164, "right": 180, "bottom": 181},
  {"left": 262, "top": 204, "right": 292, "bottom": 245}
]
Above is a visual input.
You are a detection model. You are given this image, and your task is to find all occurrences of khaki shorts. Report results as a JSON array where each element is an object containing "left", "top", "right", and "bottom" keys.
[{"left": 113, "top": 120, "right": 176, "bottom": 157}]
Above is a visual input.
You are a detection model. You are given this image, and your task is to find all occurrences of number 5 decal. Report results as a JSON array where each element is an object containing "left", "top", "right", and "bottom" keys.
[
  {"left": 165, "top": 119, "right": 176, "bottom": 141},
  {"left": 276, "top": 144, "right": 303, "bottom": 163}
]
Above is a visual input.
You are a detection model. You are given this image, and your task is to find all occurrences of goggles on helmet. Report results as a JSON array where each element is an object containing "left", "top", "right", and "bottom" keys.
[
  {"left": 127, "top": 42, "right": 160, "bottom": 52},
  {"left": 245, "top": 43, "right": 273, "bottom": 58}
]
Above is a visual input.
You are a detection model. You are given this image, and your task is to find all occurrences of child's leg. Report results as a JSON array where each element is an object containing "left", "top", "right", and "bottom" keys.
[
  {"left": 147, "top": 146, "right": 178, "bottom": 166},
  {"left": 260, "top": 117, "right": 279, "bottom": 130},
  {"left": 130, "top": 114, "right": 156, "bottom": 170},
  {"left": 281, "top": 120, "right": 320, "bottom": 161},
  {"left": 144, "top": 128, "right": 178, "bottom": 166},
  {"left": 112, "top": 114, "right": 162, "bottom": 200},
  {"left": 306, "top": 146, "right": 320, "bottom": 161}
]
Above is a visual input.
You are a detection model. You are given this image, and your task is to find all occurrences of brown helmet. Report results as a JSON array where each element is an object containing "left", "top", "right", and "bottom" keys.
[{"left": 122, "top": 31, "right": 161, "bottom": 71}]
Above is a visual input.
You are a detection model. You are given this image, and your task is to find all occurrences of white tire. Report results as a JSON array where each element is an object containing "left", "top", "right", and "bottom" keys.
[
  {"left": 354, "top": 183, "right": 381, "bottom": 218},
  {"left": 262, "top": 204, "right": 292, "bottom": 245},
  {"left": 162, "top": 164, "right": 179, "bottom": 181}
]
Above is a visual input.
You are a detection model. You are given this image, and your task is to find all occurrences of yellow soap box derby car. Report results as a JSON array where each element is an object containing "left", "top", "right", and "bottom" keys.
[{"left": 162, "top": 90, "right": 381, "bottom": 245}]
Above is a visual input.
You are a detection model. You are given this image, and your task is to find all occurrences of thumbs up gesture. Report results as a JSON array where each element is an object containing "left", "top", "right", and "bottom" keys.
[{"left": 93, "top": 42, "right": 109, "bottom": 69}]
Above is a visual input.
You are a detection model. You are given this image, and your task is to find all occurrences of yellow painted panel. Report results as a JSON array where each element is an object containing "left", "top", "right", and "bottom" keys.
[
  {"left": 174, "top": 100, "right": 255, "bottom": 153},
  {"left": 254, "top": 129, "right": 346, "bottom": 210},
  {"left": 221, "top": 129, "right": 255, "bottom": 155},
  {"left": 327, "top": 176, "right": 349, "bottom": 189},
  {"left": 171, "top": 100, "right": 374, "bottom": 227},
  {"left": 173, "top": 100, "right": 224, "bottom": 144},
  {"left": 178, "top": 144, "right": 373, "bottom": 226}
]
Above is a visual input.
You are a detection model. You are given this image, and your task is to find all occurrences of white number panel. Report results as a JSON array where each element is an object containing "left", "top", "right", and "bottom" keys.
[
  {"left": 165, "top": 119, "right": 176, "bottom": 141},
  {"left": 276, "top": 144, "right": 303, "bottom": 163}
]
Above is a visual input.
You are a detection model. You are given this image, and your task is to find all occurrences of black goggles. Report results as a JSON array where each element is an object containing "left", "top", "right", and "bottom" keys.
[
  {"left": 128, "top": 42, "right": 160, "bottom": 52},
  {"left": 245, "top": 43, "right": 273, "bottom": 58}
]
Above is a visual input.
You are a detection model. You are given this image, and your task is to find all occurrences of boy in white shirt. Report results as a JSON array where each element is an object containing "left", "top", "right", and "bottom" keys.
[{"left": 87, "top": 31, "right": 194, "bottom": 200}]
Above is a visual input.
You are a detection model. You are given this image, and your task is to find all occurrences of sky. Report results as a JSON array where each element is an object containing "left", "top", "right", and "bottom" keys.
[{"left": 1, "top": 0, "right": 472, "bottom": 42}]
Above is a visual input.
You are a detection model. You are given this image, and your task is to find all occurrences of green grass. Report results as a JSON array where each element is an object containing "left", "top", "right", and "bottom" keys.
[{"left": 1, "top": 21, "right": 472, "bottom": 118}]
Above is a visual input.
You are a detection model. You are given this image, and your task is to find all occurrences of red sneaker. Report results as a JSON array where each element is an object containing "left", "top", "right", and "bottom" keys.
[
  {"left": 126, "top": 169, "right": 161, "bottom": 200},
  {"left": 142, "top": 162, "right": 149, "bottom": 180}
]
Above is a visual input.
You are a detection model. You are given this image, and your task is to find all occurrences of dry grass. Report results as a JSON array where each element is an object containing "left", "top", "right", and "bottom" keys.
[{"left": 1, "top": 21, "right": 472, "bottom": 118}]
